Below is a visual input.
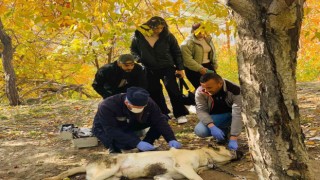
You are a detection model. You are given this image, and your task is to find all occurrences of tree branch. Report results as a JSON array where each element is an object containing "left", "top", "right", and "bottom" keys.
[{"left": 218, "top": 0, "right": 259, "bottom": 19}]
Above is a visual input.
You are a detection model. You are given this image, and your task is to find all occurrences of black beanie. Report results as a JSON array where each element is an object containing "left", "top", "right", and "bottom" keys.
[{"left": 126, "top": 87, "right": 149, "bottom": 106}]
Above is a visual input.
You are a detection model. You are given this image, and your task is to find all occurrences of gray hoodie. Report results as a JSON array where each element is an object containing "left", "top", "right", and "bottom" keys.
[{"left": 195, "top": 79, "right": 243, "bottom": 136}]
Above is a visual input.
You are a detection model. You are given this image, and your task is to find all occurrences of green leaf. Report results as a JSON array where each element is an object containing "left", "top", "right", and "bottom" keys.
[{"left": 311, "top": 32, "right": 320, "bottom": 41}]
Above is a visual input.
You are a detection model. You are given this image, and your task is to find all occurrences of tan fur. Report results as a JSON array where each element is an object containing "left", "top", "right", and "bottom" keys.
[{"left": 43, "top": 146, "right": 236, "bottom": 180}]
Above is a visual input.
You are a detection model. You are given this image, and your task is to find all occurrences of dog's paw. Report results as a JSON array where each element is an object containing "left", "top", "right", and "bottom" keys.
[{"left": 196, "top": 167, "right": 209, "bottom": 174}]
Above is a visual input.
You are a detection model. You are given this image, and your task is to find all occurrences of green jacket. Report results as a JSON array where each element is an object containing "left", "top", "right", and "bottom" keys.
[{"left": 180, "top": 34, "right": 217, "bottom": 72}]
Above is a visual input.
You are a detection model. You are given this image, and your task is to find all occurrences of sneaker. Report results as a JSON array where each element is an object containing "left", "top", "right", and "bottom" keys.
[
  {"left": 176, "top": 116, "right": 188, "bottom": 124},
  {"left": 186, "top": 105, "right": 196, "bottom": 114}
]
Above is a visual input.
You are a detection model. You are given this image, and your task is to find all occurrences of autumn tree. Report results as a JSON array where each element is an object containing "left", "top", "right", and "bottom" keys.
[
  {"left": 0, "top": 0, "right": 144, "bottom": 101},
  {"left": 297, "top": 0, "right": 320, "bottom": 81},
  {"left": 0, "top": 19, "right": 20, "bottom": 105},
  {"left": 221, "top": 0, "right": 314, "bottom": 179},
  {"left": 0, "top": 0, "right": 230, "bottom": 103}
]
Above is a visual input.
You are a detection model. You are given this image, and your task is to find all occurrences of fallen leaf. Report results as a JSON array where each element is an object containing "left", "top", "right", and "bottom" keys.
[{"left": 306, "top": 141, "right": 315, "bottom": 145}]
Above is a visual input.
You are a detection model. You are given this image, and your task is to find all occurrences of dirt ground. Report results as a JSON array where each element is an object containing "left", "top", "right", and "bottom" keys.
[{"left": 0, "top": 82, "right": 319, "bottom": 180}]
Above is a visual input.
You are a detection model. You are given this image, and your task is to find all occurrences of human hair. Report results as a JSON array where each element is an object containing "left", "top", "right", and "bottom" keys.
[
  {"left": 144, "top": 16, "right": 169, "bottom": 35},
  {"left": 191, "top": 23, "right": 201, "bottom": 33},
  {"left": 117, "top": 54, "right": 135, "bottom": 63},
  {"left": 200, "top": 73, "right": 223, "bottom": 83}
]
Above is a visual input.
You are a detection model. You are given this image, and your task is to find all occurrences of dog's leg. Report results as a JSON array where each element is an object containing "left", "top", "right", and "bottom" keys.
[
  {"left": 195, "top": 167, "right": 209, "bottom": 174},
  {"left": 87, "top": 163, "right": 121, "bottom": 180},
  {"left": 173, "top": 164, "right": 203, "bottom": 180},
  {"left": 43, "top": 166, "right": 86, "bottom": 180}
]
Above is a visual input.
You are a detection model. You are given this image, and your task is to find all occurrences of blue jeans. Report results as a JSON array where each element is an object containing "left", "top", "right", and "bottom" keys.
[{"left": 194, "top": 113, "right": 232, "bottom": 138}]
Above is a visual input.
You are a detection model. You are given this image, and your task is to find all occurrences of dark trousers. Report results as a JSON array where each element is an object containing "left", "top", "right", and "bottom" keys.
[
  {"left": 92, "top": 120, "right": 161, "bottom": 149},
  {"left": 92, "top": 122, "right": 113, "bottom": 149},
  {"left": 185, "top": 62, "right": 215, "bottom": 89},
  {"left": 146, "top": 67, "right": 189, "bottom": 118}
]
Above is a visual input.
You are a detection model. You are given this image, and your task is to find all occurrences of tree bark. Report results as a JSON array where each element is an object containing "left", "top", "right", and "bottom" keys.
[
  {"left": 0, "top": 19, "right": 21, "bottom": 106},
  {"left": 224, "top": 0, "right": 313, "bottom": 179}
]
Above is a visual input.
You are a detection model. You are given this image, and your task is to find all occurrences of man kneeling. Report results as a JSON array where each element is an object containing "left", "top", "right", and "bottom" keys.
[
  {"left": 194, "top": 73, "right": 243, "bottom": 150},
  {"left": 92, "top": 86, "right": 181, "bottom": 153}
]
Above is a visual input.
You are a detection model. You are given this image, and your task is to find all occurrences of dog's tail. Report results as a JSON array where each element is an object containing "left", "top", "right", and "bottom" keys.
[{"left": 43, "top": 166, "right": 86, "bottom": 180}]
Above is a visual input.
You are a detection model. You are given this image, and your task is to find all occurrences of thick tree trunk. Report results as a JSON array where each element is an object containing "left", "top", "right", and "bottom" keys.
[
  {"left": 224, "top": 0, "right": 313, "bottom": 179},
  {"left": 0, "top": 19, "right": 21, "bottom": 106}
]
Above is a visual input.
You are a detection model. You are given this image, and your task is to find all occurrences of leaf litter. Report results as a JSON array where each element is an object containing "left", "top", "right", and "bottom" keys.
[{"left": 0, "top": 82, "right": 319, "bottom": 179}]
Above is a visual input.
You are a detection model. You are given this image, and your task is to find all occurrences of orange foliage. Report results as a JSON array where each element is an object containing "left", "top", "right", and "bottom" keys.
[
  {"left": 297, "top": 0, "right": 320, "bottom": 81},
  {"left": 0, "top": 0, "right": 319, "bottom": 102}
]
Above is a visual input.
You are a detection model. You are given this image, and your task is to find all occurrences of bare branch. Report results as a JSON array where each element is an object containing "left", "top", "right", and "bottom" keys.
[{"left": 219, "top": 0, "right": 259, "bottom": 19}]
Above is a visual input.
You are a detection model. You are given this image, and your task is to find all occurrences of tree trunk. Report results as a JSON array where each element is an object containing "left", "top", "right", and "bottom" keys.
[
  {"left": 0, "top": 19, "right": 21, "bottom": 106},
  {"left": 224, "top": 0, "right": 313, "bottom": 179},
  {"left": 107, "top": 35, "right": 116, "bottom": 64}
]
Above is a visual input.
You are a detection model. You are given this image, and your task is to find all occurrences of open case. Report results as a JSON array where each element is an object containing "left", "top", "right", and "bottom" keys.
[{"left": 59, "top": 124, "right": 98, "bottom": 148}]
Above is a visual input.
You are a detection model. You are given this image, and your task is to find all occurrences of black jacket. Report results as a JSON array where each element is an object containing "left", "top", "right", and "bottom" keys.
[
  {"left": 130, "top": 30, "right": 184, "bottom": 70},
  {"left": 93, "top": 94, "right": 177, "bottom": 149},
  {"left": 92, "top": 62, "right": 147, "bottom": 99}
]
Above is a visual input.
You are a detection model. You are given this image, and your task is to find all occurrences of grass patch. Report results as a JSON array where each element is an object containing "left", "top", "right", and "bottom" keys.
[
  {"left": 300, "top": 116, "right": 314, "bottom": 124},
  {"left": 0, "top": 114, "right": 9, "bottom": 120}
]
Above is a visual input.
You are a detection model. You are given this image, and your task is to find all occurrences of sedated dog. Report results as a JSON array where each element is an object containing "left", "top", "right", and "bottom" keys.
[{"left": 44, "top": 145, "right": 242, "bottom": 180}]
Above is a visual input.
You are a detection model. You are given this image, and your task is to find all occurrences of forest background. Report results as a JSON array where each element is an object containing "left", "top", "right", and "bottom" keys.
[
  {"left": 0, "top": 0, "right": 319, "bottom": 104},
  {"left": 1, "top": 1, "right": 320, "bottom": 179}
]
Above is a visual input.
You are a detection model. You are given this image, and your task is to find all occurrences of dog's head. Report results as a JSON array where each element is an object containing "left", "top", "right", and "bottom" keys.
[{"left": 201, "top": 144, "right": 243, "bottom": 164}]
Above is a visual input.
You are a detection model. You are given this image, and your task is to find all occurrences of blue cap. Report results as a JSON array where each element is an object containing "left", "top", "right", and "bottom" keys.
[{"left": 126, "top": 87, "right": 149, "bottom": 106}]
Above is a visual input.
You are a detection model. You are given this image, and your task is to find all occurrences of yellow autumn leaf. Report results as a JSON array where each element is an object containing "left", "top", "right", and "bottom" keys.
[
  {"left": 194, "top": 23, "right": 212, "bottom": 36},
  {"left": 306, "top": 141, "right": 315, "bottom": 145},
  {"left": 137, "top": 25, "right": 153, "bottom": 37}
]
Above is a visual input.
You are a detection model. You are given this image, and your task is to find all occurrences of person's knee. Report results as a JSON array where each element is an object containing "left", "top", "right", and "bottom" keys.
[{"left": 194, "top": 126, "right": 210, "bottom": 138}]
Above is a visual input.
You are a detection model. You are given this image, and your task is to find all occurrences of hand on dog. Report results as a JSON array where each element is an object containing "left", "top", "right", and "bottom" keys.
[
  {"left": 137, "top": 141, "right": 155, "bottom": 151},
  {"left": 228, "top": 140, "right": 238, "bottom": 150},
  {"left": 169, "top": 140, "right": 181, "bottom": 149},
  {"left": 209, "top": 126, "right": 225, "bottom": 141}
]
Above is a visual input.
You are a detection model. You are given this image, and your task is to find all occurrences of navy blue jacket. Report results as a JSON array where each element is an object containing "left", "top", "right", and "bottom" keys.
[
  {"left": 93, "top": 94, "right": 177, "bottom": 149},
  {"left": 92, "top": 62, "right": 147, "bottom": 99}
]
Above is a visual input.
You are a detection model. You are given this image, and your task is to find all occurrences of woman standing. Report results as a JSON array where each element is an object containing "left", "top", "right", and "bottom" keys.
[
  {"left": 180, "top": 23, "right": 218, "bottom": 89},
  {"left": 130, "top": 16, "right": 189, "bottom": 124}
]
